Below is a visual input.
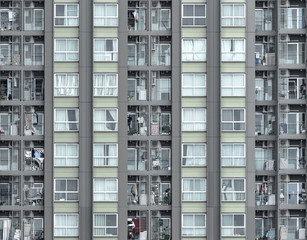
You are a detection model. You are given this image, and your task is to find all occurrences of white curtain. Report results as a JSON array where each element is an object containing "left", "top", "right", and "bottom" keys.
[
  {"left": 94, "top": 214, "right": 105, "bottom": 236},
  {"left": 94, "top": 74, "right": 117, "bottom": 96},
  {"left": 66, "top": 40, "right": 78, "bottom": 61},
  {"left": 55, "top": 109, "right": 66, "bottom": 131},
  {"left": 94, "top": 179, "right": 117, "bottom": 201},
  {"left": 94, "top": 144, "right": 117, "bottom": 166},
  {"left": 94, "top": 5, "right": 117, "bottom": 26},
  {"left": 234, "top": 5, "right": 245, "bottom": 25},
  {"left": 55, "top": 40, "right": 66, "bottom": 61},
  {"left": 221, "top": 40, "right": 231, "bottom": 61},
  {"left": 182, "top": 215, "right": 205, "bottom": 236},
  {"left": 221, "top": 74, "right": 233, "bottom": 96},
  {"left": 182, "top": 40, "right": 193, "bottom": 61},
  {"left": 66, "top": 5, "right": 78, "bottom": 26},
  {"left": 55, "top": 74, "right": 78, "bottom": 96},
  {"left": 194, "top": 40, "right": 206, "bottom": 61},
  {"left": 221, "top": 5, "right": 232, "bottom": 25},
  {"left": 183, "top": 179, "right": 205, "bottom": 201}
]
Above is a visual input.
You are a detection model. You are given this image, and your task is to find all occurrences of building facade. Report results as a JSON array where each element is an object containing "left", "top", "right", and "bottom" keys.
[{"left": 0, "top": 0, "right": 306, "bottom": 239}]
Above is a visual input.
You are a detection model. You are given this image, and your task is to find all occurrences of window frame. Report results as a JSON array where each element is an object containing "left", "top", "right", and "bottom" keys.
[
  {"left": 182, "top": 214, "right": 206, "bottom": 237},
  {"left": 221, "top": 4, "right": 246, "bottom": 26},
  {"left": 221, "top": 108, "right": 246, "bottom": 131},
  {"left": 94, "top": 3, "right": 118, "bottom": 27},
  {"left": 182, "top": 39, "right": 207, "bottom": 62},
  {"left": 54, "top": 178, "right": 79, "bottom": 202},
  {"left": 182, "top": 4, "right": 206, "bottom": 26},
  {"left": 54, "top": 39, "right": 79, "bottom": 62},
  {"left": 93, "top": 178, "right": 118, "bottom": 202},
  {"left": 54, "top": 213, "right": 79, "bottom": 237},
  {"left": 93, "top": 213, "right": 118, "bottom": 237},
  {"left": 221, "top": 178, "right": 246, "bottom": 201},
  {"left": 94, "top": 38, "right": 118, "bottom": 62},
  {"left": 93, "top": 108, "right": 118, "bottom": 132},
  {"left": 54, "top": 143, "right": 79, "bottom": 167},
  {"left": 54, "top": 4, "right": 79, "bottom": 27},
  {"left": 221, "top": 214, "right": 246, "bottom": 236},
  {"left": 221, "top": 39, "right": 245, "bottom": 62},
  {"left": 54, "top": 73, "right": 79, "bottom": 97},
  {"left": 221, "top": 143, "right": 246, "bottom": 166},
  {"left": 182, "top": 108, "right": 206, "bottom": 131},
  {"left": 182, "top": 73, "right": 206, "bottom": 97},
  {"left": 93, "top": 143, "right": 118, "bottom": 166},
  {"left": 93, "top": 73, "right": 118, "bottom": 96},
  {"left": 182, "top": 143, "right": 206, "bottom": 166},
  {"left": 182, "top": 178, "right": 206, "bottom": 201},
  {"left": 221, "top": 73, "right": 245, "bottom": 97},
  {"left": 54, "top": 108, "right": 79, "bottom": 132}
]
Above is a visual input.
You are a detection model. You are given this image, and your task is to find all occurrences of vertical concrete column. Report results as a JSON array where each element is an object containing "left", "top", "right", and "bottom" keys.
[
  {"left": 79, "top": 0, "right": 93, "bottom": 238},
  {"left": 206, "top": 0, "right": 221, "bottom": 239},
  {"left": 44, "top": 0, "right": 54, "bottom": 238}
]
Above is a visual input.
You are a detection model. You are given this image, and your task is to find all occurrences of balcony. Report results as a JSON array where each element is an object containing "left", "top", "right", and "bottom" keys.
[
  {"left": 127, "top": 176, "right": 148, "bottom": 205},
  {"left": 24, "top": 106, "right": 44, "bottom": 136},
  {"left": 255, "top": 211, "right": 275, "bottom": 240},
  {"left": 279, "top": 111, "right": 305, "bottom": 135},
  {"left": 279, "top": 40, "right": 305, "bottom": 65},
  {"left": 151, "top": 36, "right": 171, "bottom": 66},
  {"left": 151, "top": 141, "right": 171, "bottom": 171},
  {"left": 280, "top": 77, "right": 305, "bottom": 100},
  {"left": 23, "top": 211, "right": 44, "bottom": 240},
  {"left": 0, "top": 71, "right": 20, "bottom": 100},
  {"left": 24, "top": 36, "right": 44, "bottom": 66},
  {"left": 0, "top": 106, "right": 20, "bottom": 136},
  {"left": 280, "top": 214, "right": 305, "bottom": 240},
  {"left": 151, "top": 211, "right": 171, "bottom": 240},
  {"left": 128, "top": 71, "right": 148, "bottom": 101},
  {"left": 128, "top": 141, "right": 148, "bottom": 171},
  {"left": 151, "top": 176, "right": 171, "bottom": 205},
  {"left": 0, "top": 1, "right": 20, "bottom": 31},
  {"left": 151, "top": 106, "right": 171, "bottom": 136},
  {"left": 255, "top": 176, "right": 275, "bottom": 206},
  {"left": 280, "top": 8, "right": 305, "bottom": 30},
  {"left": 280, "top": 143, "right": 306, "bottom": 170},
  {"left": 151, "top": 71, "right": 171, "bottom": 101},
  {"left": 151, "top": 1, "right": 171, "bottom": 31},
  {"left": 0, "top": 141, "right": 19, "bottom": 171},
  {"left": 128, "top": 211, "right": 148, "bottom": 240},
  {"left": 24, "top": 1, "right": 44, "bottom": 31},
  {"left": 255, "top": 40, "right": 275, "bottom": 66},
  {"left": 280, "top": 181, "right": 306, "bottom": 205},
  {"left": 128, "top": 106, "right": 148, "bottom": 136},
  {"left": 0, "top": 36, "right": 20, "bottom": 66},
  {"left": 0, "top": 176, "right": 20, "bottom": 206},
  {"left": 128, "top": 36, "right": 147, "bottom": 66},
  {"left": 23, "top": 176, "right": 43, "bottom": 206},
  {"left": 255, "top": 107, "right": 275, "bottom": 135},
  {"left": 128, "top": 1, "right": 147, "bottom": 31},
  {"left": 255, "top": 76, "right": 273, "bottom": 101},
  {"left": 24, "top": 141, "right": 44, "bottom": 171},
  {"left": 255, "top": 8, "right": 273, "bottom": 31},
  {"left": 255, "top": 147, "right": 275, "bottom": 171},
  {"left": 0, "top": 211, "right": 20, "bottom": 240},
  {"left": 24, "top": 71, "right": 44, "bottom": 101}
]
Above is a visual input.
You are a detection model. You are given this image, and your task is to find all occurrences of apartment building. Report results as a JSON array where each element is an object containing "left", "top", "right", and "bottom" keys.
[{"left": 0, "top": 0, "right": 306, "bottom": 239}]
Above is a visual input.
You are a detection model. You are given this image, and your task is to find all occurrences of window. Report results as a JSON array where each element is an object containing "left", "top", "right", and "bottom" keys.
[
  {"left": 54, "top": 144, "right": 79, "bottom": 166},
  {"left": 54, "top": 109, "right": 79, "bottom": 131},
  {"left": 94, "top": 39, "right": 118, "bottom": 61},
  {"left": 24, "top": 8, "right": 44, "bottom": 30},
  {"left": 221, "top": 39, "right": 245, "bottom": 61},
  {"left": 279, "top": 42, "right": 305, "bottom": 65},
  {"left": 182, "top": 108, "right": 206, "bottom": 131},
  {"left": 182, "top": 4, "right": 206, "bottom": 26},
  {"left": 221, "top": 144, "right": 245, "bottom": 166},
  {"left": 221, "top": 214, "right": 245, "bottom": 236},
  {"left": 94, "top": 74, "right": 118, "bottom": 96},
  {"left": 24, "top": 44, "right": 44, "bottom": 66},
  {"left": 221, "top": 179, "right": 245, "bottom": 201},
  {"left": 182, "top": 73, "right": 206, "bottom": 96},
  {"left": 94, "top": 4, "right": 118, "bottom": 26},
  {"left": 93, "top": 178, "right": 118, "bottom": 201},
  {"left": 221, "top": 4, "right": 245, "bottom": 26},
  {"left": 280, "top": 8, "right": 305, "bottom": 29},
  {"left": 54, "top": 39, "right": 79, "bottom": 61},
  {"left": 54, "top": 74, "right": 79, "bottom": 96},
  {"left": 222, "top": 108, "right": 245, "bottom": 131},
  {"left": 182, "top": 214, "right": 206, "bottom": 236},
  {"left": 93, "top": 144, "right": 118, "bottom": 166},
  {"left": 182, "top": 144, "right": 206, "bottom": 166},
  {"left": 54, "top": 4, "right": 79, "bottom": 26},
  {"left": 182, "top": 39, "right": 206, "bottom": 61},
  {"left": 182, "top": 178, "right": 206, "bottom": 201},
  {"left": 221, "top": 74, "right": 245, "bottom": 96},
  {"left": 94, "top": 108, "right": 118, "bottom": 131},
  {"left": 54, "top": 179, "right": 78, "bottom": 201},
  {"left": 93, "top": 214, "right": 118, "bottom": 236},
  {"left": 54, "top": 214, "right": 78, "bottom": 236}
]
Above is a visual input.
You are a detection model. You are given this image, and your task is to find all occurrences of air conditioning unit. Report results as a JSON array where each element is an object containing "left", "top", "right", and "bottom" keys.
[
  {"left": 280, "top": 209, "right": 289, "bottom": 216},
  {"left": 137, "top": 36, "right": 146, "bottom": 43},
  {"left": 280, "top": 69, "right": 290, "bottom": 77},
  {"left": 280, "top": 104, "right": 289, "bottom": 112},
  {"left": 280, "top": 0, "right": 289, "bottom": 7},
  {"left": 280, "top": 34, "right": 290, "bottom": 42},
  {"left": 24, "top": 1, "right": 34, "bottom": 8},
  {"left": 263, "top": 141, "right": 273, "bottom": 148},
  {"left": 280, "top": 140, "right": 289, "bottom": 146},
  {"left": 280, "top": 175, "right": 290, "bottom": 182},
  {"left": 298, "top": 229, "right": 305, "bottom": 239},
  {"left": 152, "top": 1, "right": 161, "bottom": 8},
  {"left": 24, "top": 36, "right": 34, "bottom": 43}
]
